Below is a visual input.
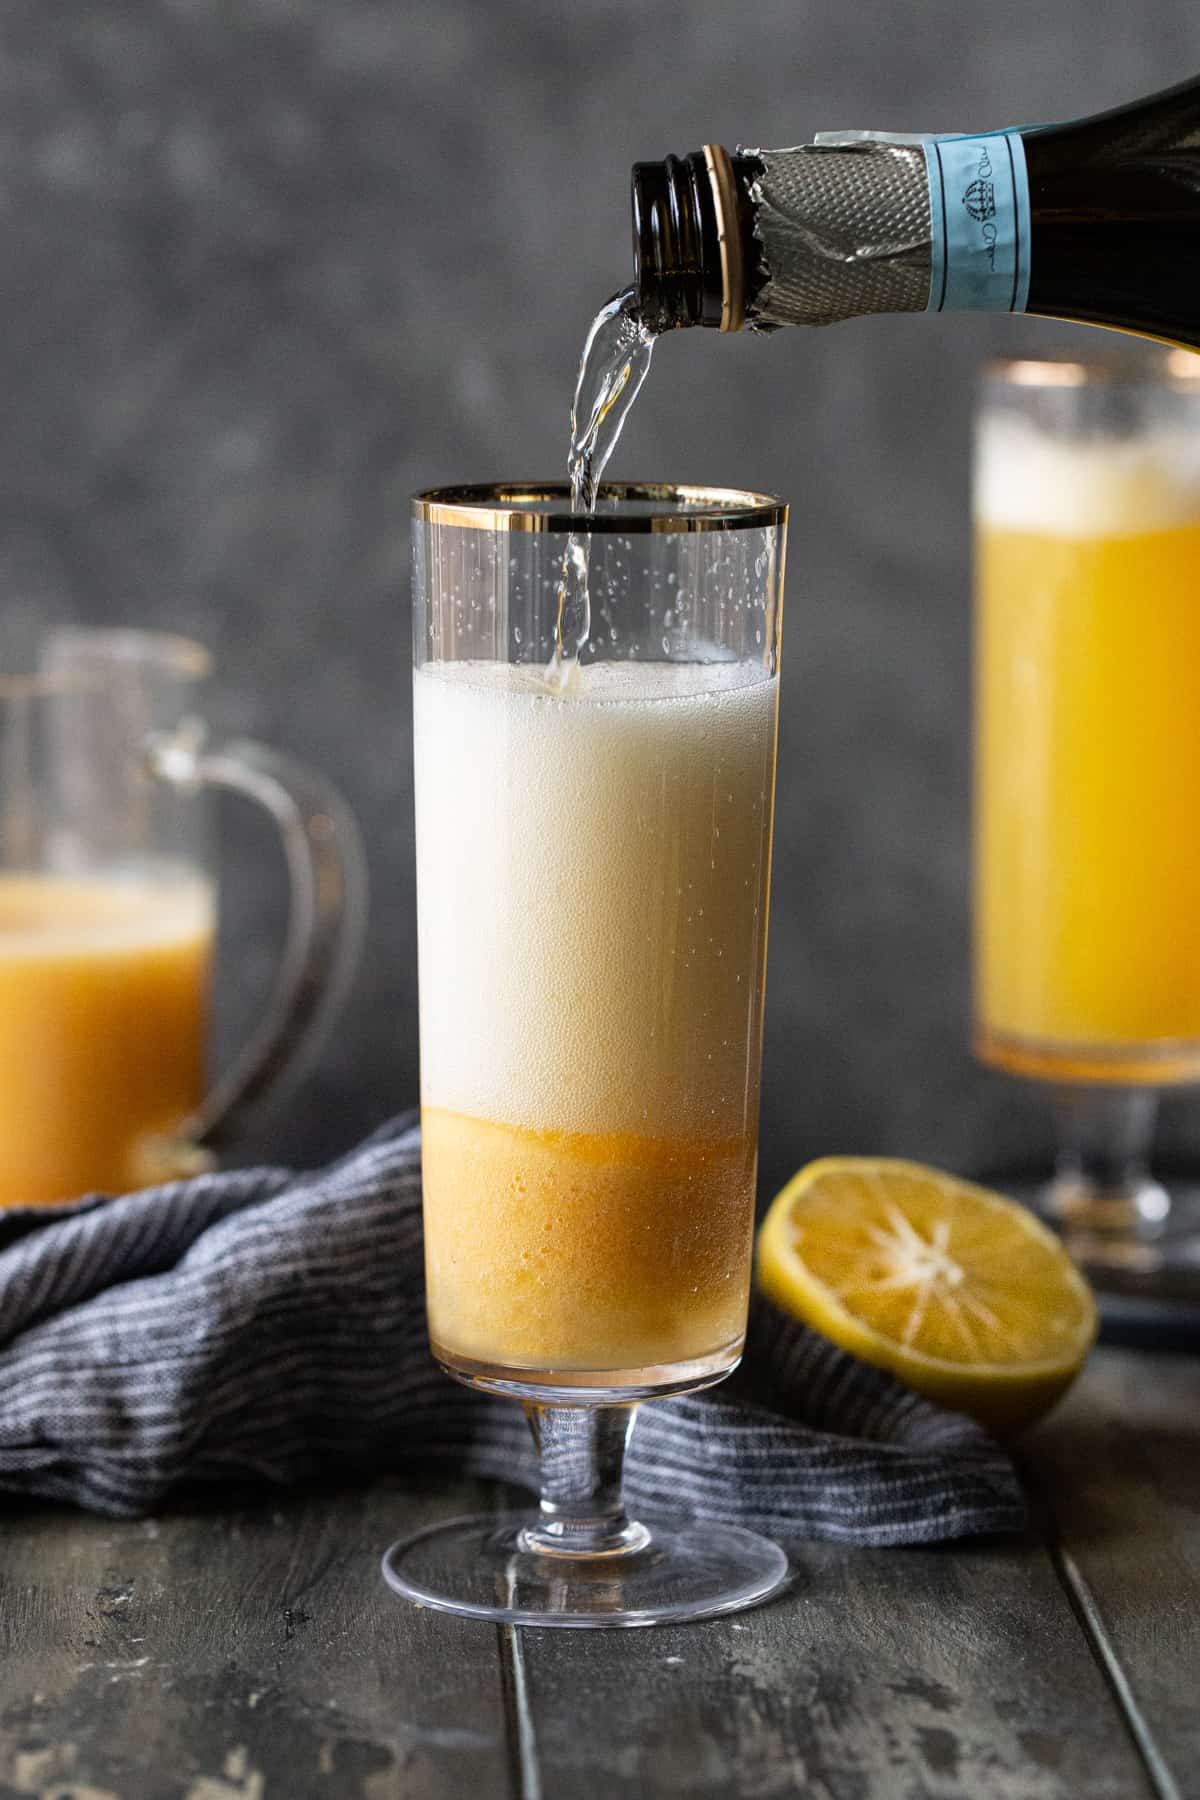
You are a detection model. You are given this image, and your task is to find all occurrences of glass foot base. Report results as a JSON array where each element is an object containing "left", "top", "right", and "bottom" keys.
[
  {"left": 1044, "top": 1171, "right": 1176, "bottom": 1273},
  {"left": 1000, "top": 1175, "right": 1200, "bottom": 1292},
  {"left": 382, "top": 1512, "right": 790, "bottom": 1629}
]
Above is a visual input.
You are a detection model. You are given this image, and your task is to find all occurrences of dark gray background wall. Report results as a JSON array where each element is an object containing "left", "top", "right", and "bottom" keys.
[{"left": 5, "top": 1, "right": 1200, "bottom": 1197}]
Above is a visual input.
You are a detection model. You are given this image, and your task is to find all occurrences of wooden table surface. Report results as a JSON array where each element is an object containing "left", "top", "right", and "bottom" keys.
[{"left": 0, "top": 1345, "right": 1194, "bottom": 1800}]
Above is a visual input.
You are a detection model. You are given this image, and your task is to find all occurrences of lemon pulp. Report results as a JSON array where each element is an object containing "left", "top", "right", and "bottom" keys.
[{"left": 757, "top": 1158, "right": 1097, "bottom": 1435}]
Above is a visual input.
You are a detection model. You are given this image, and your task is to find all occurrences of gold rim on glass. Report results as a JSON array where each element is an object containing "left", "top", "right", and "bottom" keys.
[
  {"left": 985, "top": 346, "right": 1200, "bottom": 388},
  {"left": 412, "top": 482, "right": 787, "bottom": 533}
]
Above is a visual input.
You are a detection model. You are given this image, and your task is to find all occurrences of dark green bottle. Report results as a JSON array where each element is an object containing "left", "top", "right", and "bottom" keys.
[{"left": 631, "top": 77, "right": 1200, "bottom": 350}]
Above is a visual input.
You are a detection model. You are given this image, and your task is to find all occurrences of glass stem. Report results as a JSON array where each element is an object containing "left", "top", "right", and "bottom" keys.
[
  {"left": 1048, "top": 1086, "right": 1170, "bottom": 1234},
  {"left": 519, "top": 1403, "right": 651, "bottom": 1558}
]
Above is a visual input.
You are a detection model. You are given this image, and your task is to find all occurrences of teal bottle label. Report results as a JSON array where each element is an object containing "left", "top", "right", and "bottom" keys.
[{"left": 922, "top": 132, "right": 1031, "bottom": 314}]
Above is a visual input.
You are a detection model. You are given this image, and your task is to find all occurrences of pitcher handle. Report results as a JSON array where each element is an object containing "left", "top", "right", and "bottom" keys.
[{"left": 147, "top": 730, "right": 369, "bottom": 1152}]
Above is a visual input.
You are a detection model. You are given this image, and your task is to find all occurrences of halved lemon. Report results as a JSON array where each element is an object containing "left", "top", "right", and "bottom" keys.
[{"left": 757, "top": 1158, "right": 1098, "bottom": 1435}]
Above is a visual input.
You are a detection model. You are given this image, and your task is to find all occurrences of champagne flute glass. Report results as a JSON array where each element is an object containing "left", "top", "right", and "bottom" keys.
[
  {"left": 973, "top": 350, "right": 1200, "bottom": 1284},
  {"left": 385, "top": 482, "right": 789, "bottom": 1626}
]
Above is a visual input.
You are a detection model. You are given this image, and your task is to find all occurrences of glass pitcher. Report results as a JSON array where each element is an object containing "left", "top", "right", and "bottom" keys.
[{"left": 0, "top": 626, "right": 367, "bottom": 1207}]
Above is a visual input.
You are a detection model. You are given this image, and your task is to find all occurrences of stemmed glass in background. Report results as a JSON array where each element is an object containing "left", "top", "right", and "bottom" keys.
[
  {"left": 386, "top": 483, "right": 788, "bottom": 1627},
  {"left": 973, "top": 351, "right": 1200, "bottom": 1285}
]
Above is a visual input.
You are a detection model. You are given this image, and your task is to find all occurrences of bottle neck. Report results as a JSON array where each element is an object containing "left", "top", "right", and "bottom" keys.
[
  {"left": 631, "top": 146, "right": 762, "bottom": 332},
  {"left": 631, "top": 138, "right": 932, "bottom": 332}
]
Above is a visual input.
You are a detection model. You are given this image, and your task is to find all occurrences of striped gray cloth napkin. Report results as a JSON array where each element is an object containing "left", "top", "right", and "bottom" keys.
[{"left": 0, "top": 1116, "right": 1024, "bottom": 1540}]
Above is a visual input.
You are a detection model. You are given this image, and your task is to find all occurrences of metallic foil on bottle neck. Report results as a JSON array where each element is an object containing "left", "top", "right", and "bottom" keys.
[{"left": 744, "top": 140, "right": 932, "bottom": 330}]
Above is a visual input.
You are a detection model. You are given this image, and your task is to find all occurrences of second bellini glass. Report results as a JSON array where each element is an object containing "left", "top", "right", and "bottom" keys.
[
  {"left": 973, "top": 351, "right": 1200, "bottom": 1276},
  {"left": 384, "top": 483, "right": 788, "bottom": 1627}
]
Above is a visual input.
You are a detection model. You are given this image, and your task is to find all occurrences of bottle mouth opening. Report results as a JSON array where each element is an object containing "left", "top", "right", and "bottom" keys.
[{"left": 631, "top": 151, "right": 727, "bottom": 332}]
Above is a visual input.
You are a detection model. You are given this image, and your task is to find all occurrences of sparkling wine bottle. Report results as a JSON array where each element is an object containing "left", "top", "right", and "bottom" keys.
[{"left": 631, "top": 77, "right": 1200, "bottom": 350}]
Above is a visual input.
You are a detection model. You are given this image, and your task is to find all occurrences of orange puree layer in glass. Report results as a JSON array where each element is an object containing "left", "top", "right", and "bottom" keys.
[{"left": 422, "top": 1105, "right": 757, "bottom": 1375}]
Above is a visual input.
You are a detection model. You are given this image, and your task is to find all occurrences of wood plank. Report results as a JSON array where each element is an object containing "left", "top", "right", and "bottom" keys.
[
  {"left": 1026, "top": 1344, "right": 1200, "bottom": 1798},
  {"left": 2, "top": 1342, "right": 1190, "bottom": 1800},
  {"left": 513, "top": 1525, "right": 1153, "bottom": 1799},
  {"left": 0, "top": 1474, "right": 513, "bottom": 1800}
]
